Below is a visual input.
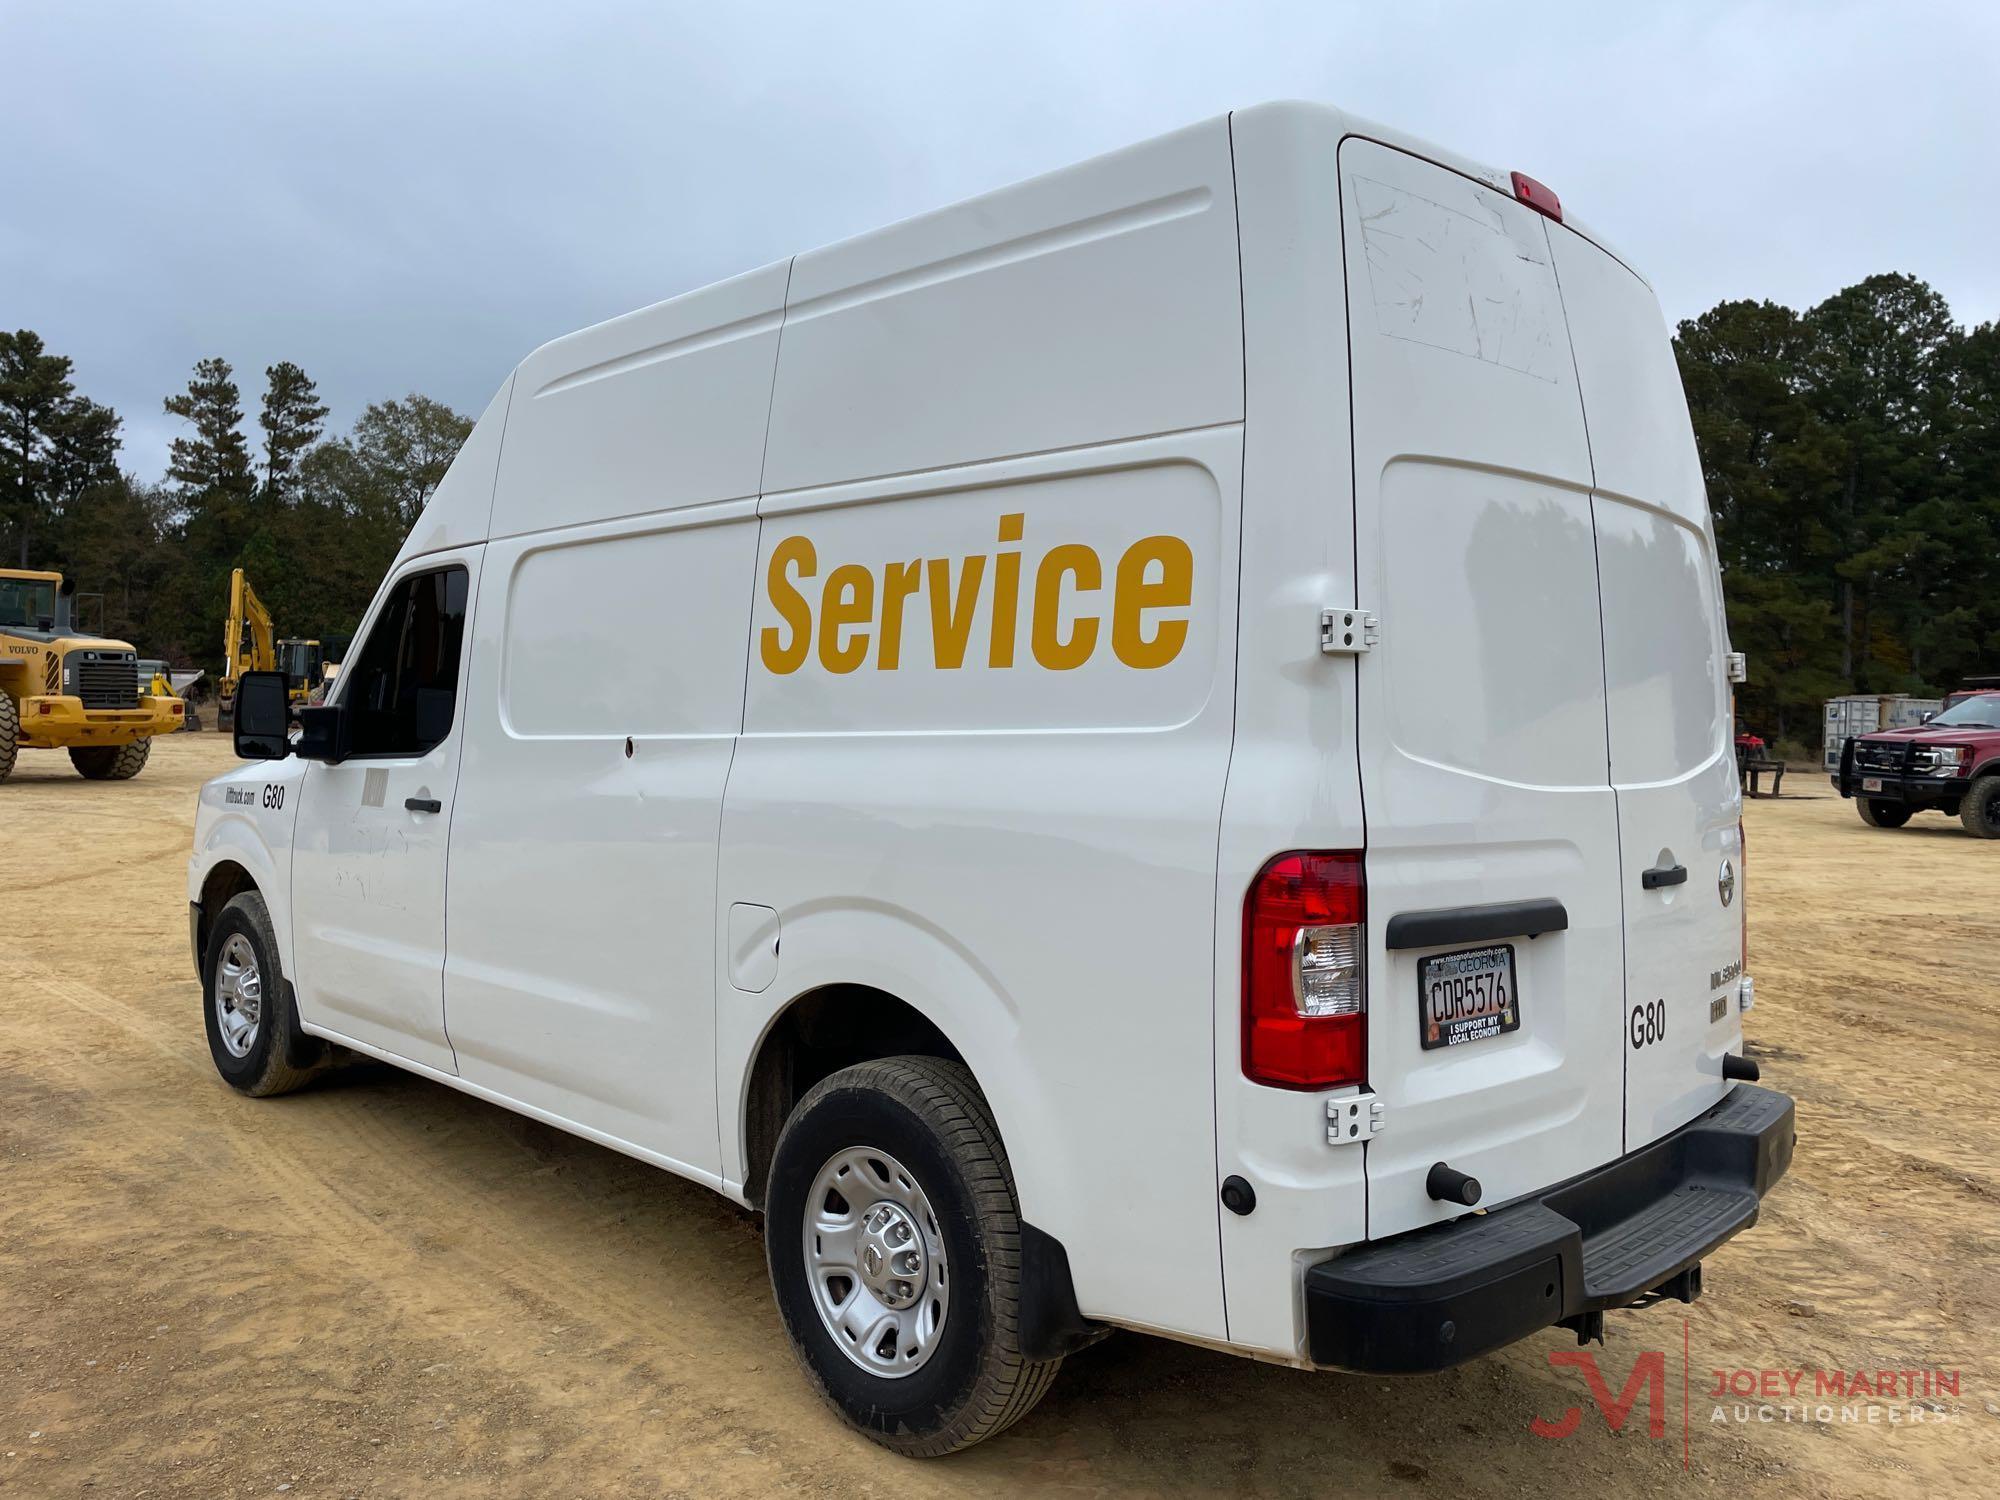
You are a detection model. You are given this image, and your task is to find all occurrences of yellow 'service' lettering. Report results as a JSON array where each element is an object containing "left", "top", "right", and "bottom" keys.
[
  {"left": 1112, "top": 535, "right": 1192, "bottom": 669},
  {"left": 819, "top": 563, "right": 874, "bottom": 674},
  {"left": 927, "top": 554, "right": 986, "bottom": 670},
  {"left": 759, "top": 534, "right": 816, "bottom": 674},
  {"left": 764, "top": 518, "right": 1192, "bottom": 675},
  {"left": 878, "top": 560, "right": 923, "bottom": 670},
  {"left": 1031, "top": 543, "right": 1101, "bottom": 671},
  {"left": 988, "top": 513, "right": 1024, "bottom": 669}
]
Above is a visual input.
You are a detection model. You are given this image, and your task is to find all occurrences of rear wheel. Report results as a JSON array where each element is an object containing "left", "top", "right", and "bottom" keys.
[
  {"left": 70, "top": 739, "right": 152, "bottom": 780},
  {"left": 1960, "top": 774, "right": 2000, "bottom": 839},
  {"left": 764, "top": 1056, "right": 1062, "bottom": 1456},
  {"left": 0, "top": 693, "right": 16, "bottom": 782},
  {"left": 1857, "top": 799, "right": 1912, "bottom": 829}
]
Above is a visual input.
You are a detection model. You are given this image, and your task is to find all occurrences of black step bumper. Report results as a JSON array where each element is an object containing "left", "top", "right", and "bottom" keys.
[{"left": 1303, "top": 1083, "right": 1795, "bottom": 1373}]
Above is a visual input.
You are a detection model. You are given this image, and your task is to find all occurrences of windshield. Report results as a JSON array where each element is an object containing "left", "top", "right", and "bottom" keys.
[
  {"left": 1931, "top": 695, "right": 2000, "bottom": 730},
  {"left": 0, "top": 578, "right": 57, "bottom": 628}
]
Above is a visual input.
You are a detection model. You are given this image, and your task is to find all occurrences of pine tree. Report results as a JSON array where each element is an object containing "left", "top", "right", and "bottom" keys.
[
  {"left": 164, "top": 357, "right": 253, "bottom": 498},
  {"left": 258, "top": 361, "right": 330, "bottom": 501},
  {"left": 0, "top": 329, "right": 122, "bottom": 567}
]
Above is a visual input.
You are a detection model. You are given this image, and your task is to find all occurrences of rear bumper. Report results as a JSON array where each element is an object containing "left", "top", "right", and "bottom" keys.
[{"left": 1303, "top": 1083, "right": 1795, "bottom": 1373}]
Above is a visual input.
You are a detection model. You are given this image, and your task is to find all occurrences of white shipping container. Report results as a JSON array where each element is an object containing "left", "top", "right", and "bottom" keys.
[{"left": 1822, "top": 694, "right": 1942, "bottom": 769}]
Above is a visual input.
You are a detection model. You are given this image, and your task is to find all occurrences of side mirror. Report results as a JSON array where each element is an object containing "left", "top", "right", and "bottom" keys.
[
  {"left": 233, "top": 671, "right": 293, "bottom": 760},
  {"left": 295, "top": 703, "right": 351, "bottom": 764},
  {"left": 1920, "top": 710, "right": 1935, "bottom": 723}
]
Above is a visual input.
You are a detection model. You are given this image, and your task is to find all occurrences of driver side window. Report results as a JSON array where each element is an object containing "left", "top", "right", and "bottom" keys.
[{"left": 339, "top": 565, "right": 469, "bottom": 758}]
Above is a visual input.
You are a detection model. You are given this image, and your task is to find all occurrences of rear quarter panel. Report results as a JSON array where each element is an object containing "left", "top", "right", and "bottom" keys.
[{"left": 719, "top": 117, "right": 1245, "bottom": 1341}]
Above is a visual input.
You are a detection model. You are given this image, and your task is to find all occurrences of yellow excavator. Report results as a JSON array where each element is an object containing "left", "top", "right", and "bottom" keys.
[
  {"left": 0, "top": 567, "right": 185, "bottom": 782},
  {"left": 220, "top": 568, "right": 331, "bottom": 725}
]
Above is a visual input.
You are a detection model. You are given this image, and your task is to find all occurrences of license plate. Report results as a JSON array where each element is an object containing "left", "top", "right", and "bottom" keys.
[
  {"left": 1862, "top": 777, "right": 1883, "bottom": 793},
  {"left": 1419, "top": 944, "right": 1520, "bottom": 1050}
]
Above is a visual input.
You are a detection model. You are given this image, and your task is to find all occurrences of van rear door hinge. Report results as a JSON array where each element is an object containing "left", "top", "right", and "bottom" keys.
[
  {"left": 1327, "top": 1090, "right": 1384, "bottom": 1145},
  {"left": 1320, "top": 609, "right": 1378, "bottom": 656}
]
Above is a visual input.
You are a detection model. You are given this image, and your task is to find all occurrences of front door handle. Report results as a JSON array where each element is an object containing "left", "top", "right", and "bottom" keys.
[
  {"left": 405, "top": 797, "right": 442, "bottom": 814},
  {"left": 1641, "top": 862, "right": 1687, "bottom": 890}
]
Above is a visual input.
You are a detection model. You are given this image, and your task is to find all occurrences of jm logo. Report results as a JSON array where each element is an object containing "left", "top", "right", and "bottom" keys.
[{"left": 1530, "top": 1349, "right": 1669, "bottom": 1441}]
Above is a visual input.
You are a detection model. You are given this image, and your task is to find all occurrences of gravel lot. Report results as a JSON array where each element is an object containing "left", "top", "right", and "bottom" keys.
[{"left": 2, "top": 731, "right": 1994, "bottom": 1497}]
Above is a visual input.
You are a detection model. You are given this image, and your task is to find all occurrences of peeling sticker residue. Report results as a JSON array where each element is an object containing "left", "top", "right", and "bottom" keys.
[
  {"left": 1354, "top": 176, "right": 1561, "bottom": 383},
  {"left": 362, "top": 768, "right": 388, "bottom": 808}
]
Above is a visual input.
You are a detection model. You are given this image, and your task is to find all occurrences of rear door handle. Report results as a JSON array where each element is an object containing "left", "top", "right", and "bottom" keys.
[
  {"left": 1641, "top": 862, "right": 1687, "bottom": 890},
  {"left": 405, "top": 797, "right": 442, "bottom": 814}
]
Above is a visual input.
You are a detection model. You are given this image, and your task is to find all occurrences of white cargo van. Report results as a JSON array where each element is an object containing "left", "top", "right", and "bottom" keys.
[{"left": 191, "top": 101, "right": 1793, "bottom": 1455}]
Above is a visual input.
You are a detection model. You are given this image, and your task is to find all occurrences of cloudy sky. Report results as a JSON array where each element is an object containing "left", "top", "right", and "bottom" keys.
[{"left": 5, "top": 1, "right": 1996, "bottom": 482}]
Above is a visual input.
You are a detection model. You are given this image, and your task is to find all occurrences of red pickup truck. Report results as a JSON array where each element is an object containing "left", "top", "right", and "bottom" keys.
[{"left": 1834, "top": 687, "right": 2000, "bottom": 837}]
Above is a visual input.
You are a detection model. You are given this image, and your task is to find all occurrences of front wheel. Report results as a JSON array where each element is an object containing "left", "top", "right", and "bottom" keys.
[
  {"left": 1961, "top": 773, "right": 2000, "bottom": 839},
  {"left": 764, "top": 1056, "right": 1062, "bottom": 1456},
  {"left": 1857, "top": 799, "right": 1912, "bottom": 828},
  {"left": 202, "top": 891, "right": 319, "bottom": 1096},
  {"left": 70, "top": 739, "right": 151, "bottom": 780}
]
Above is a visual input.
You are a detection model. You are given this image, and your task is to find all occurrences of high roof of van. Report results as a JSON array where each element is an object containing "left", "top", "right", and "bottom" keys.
[{"left": 397, "top": 100, "right": 1640, "bottom": 566}]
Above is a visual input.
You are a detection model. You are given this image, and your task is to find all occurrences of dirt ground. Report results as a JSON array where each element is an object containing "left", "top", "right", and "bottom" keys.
[{"left": 2, "top": 730, "right": 1995, "bottom": 1498}]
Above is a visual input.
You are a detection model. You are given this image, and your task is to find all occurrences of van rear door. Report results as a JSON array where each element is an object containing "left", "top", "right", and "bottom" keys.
[
  {"left": 1339, "top": 140, "right": 1628, "bottom": 1239},
  {"left": 1546, "top": 230, "right": 1742, "bottom": 1147}
]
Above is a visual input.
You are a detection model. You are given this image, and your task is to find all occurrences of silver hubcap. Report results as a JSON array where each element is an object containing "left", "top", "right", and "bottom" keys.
[
  {"left": 213, "top": 933, "right": 263, "bottom": 1059},
  {"left": 803, "top": 1147, "right": 949, "bottom": 1378}
]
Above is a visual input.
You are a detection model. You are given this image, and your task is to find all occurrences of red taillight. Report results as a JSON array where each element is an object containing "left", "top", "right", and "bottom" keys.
[
  {"left": 1242, "top": 851, "right": 1366, "bottom": 1090},
  {"left": 1510, "top": 170, "right": 1562, "bottom": 222}
]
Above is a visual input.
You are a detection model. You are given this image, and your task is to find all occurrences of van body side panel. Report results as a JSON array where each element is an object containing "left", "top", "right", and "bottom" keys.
[
  {"left": 1339, "top": 138, "right": 1630, "bottom": 1242},
  {"left": 436, "top": 279, "right": 784, "bottom": 1175},
  {"left": 1212, "top": 103, "right": 1368, "bottom": 1356},
  {"left": 720, "top": 124, "right": 1244, "bottom": 1339},
  {"left": 761, "top": 119, "right": 1243, "bottom": 495},
  {"left": 489, "top": 261, "right": 788, "bottom": 541},
  {"left": 440, "top": 501, "right": 757, "bottom": 1175},
  {"left": 723, "top": 430, "right": 1240, "bottom": 1340},
  {"left": 1546, "top": 230, "right": 1740, "bottom": 1146}
]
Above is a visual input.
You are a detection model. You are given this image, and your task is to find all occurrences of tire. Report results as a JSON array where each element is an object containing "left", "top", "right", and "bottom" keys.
[
  {"left": 0, "top": 693, "right": 16, "bottom": 783},
  {"left": 201, "top": 891, "right": 318, "bottom": 1097},
  {"left": 70, "top": 738, "right": 152, "bottom": 780},
  {"left": 1857, "top": 798, "right": 1912, "bottom": 829},
  {"left": 1960, "top": 773, "right": 2000, "bottom": 839},
  {"left": 765, "top": 1056, "right": 1063, "bottom": 1456}
]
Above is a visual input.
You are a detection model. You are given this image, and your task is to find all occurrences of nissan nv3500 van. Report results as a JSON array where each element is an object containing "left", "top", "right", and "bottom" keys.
[{"left": 192, "top": 100, "right": 1794, "bottom": 1455}]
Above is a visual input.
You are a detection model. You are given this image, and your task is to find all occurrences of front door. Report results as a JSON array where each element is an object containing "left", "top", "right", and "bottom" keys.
[{"left": 289, "top": 554, "right": 479, "bottom": 1072}]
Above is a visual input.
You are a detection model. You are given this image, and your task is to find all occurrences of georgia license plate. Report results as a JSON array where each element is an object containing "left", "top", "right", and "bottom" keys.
[
  {"left": 1419, "top": 944, "right": 1520, "bottom": 1050},
  {"left": 1862, "top": 778, "right": 1883, "bottom": 793}
]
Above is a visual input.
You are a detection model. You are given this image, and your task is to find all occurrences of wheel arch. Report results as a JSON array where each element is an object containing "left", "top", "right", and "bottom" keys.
[
  {"left": 193, "top": 858, "right": 261, "bottom": 971},
  {"left": 737, "top": 982, "right": 966, "bottom": 1212},
  {"left": 736, "top": 980, "right": 1099, "bottom": 1360},
  {"left": 189, "top": 810, "right": 294, "bottom": 977}
]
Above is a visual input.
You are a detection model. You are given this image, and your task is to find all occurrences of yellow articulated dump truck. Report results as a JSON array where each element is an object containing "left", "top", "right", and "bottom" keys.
[{"left": 0, "top": 568, "right": 185, "bottom": 783}]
